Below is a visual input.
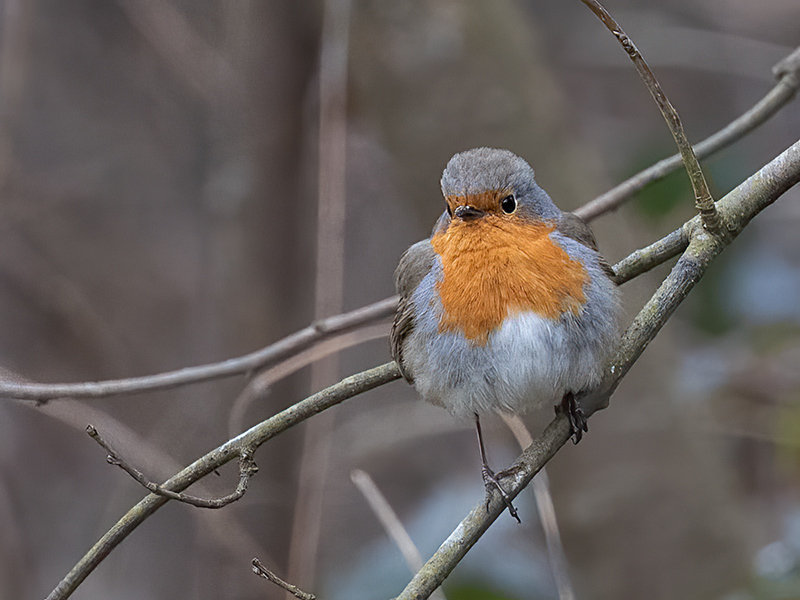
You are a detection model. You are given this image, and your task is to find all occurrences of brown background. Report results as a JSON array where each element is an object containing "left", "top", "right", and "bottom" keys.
[{"left": 1, "top": 1, "right": 799, "bottom": 599}]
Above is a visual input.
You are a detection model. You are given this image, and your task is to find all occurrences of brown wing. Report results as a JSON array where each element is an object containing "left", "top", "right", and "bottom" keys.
[
  {"left": 557, "top": 212, "right": 617, "bottom": 281},
  {"left": 390, "top": 240, "right": 436, "bottom": 382}
]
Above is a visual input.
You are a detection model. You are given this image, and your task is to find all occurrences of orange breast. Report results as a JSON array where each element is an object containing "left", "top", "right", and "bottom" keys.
[{"left": 430, "top": 216, "right": 587, "bottom": 344}]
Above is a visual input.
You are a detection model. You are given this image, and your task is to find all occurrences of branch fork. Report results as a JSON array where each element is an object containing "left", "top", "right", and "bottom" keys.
[{"left": 86, "top": 424, "right": 258, "bottom": 509}]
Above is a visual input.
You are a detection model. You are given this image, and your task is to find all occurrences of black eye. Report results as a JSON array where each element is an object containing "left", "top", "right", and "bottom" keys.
[{"left": 501, "top": 194, "right": 516, "bottom": 214}]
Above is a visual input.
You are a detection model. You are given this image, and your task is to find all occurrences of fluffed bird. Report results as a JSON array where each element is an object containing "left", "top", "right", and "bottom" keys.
[{"left": 391, "top": 147, "right": 621, "bottom": 519}]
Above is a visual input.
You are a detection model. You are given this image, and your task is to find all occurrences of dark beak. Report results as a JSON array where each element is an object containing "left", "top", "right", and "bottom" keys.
[{"left": 453, "top": 205, "right": 485, "bottom": 221}]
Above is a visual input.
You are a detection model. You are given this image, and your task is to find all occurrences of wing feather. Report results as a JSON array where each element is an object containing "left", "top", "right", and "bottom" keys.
[
  {"left": 390, "top": 240, "right": 436, "bottom": 382},
  {"left": 557, "top": 212, "right": 617, "bottom": 281}
]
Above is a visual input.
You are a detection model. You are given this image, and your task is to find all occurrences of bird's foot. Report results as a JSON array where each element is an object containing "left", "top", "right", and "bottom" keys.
[
  {"left": 481, "top": 464, "right": 520, "bottom": 523},
  {"left": 556, "top": 391, "right": 588, "bottom": 444}
]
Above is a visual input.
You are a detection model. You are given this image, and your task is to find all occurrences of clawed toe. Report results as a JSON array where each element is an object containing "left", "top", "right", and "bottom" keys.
[
  {"left": 481, "top": 465, "right": 520, "bottom": 523},
  {"left": 556, "top": 391, "right": 588, "bottom": 444}
]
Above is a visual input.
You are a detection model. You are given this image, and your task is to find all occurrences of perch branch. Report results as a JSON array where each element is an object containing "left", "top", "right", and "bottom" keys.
[{"left": 578, "top": 0, "right": 722, "bottom": 236}]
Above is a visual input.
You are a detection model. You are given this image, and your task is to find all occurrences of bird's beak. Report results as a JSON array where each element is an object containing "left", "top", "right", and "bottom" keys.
[{"left": 453, "top": 205, "right": 485, "bottom": 221}]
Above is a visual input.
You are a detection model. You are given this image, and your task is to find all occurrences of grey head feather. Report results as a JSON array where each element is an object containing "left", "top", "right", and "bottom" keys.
[{"left": 440, "top": 147, "right": 562, "bottom": 222}]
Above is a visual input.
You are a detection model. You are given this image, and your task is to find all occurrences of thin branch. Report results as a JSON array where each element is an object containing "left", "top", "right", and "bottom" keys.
[
  {"left": 87, "top": 425, "right": 257, "bottom": 509},
  {"left": 351, "top": 469, "right": 423, "bottom": 570},
  {"left": 611, "top": 226, "right": 688, "bottom": 284},
  {"left": 578, "top": 0, "right": 722, "bottom": 236},
  {"left": 45, "top": 362, "right": 401, "bottom": 600},
  {"left": 0, "top": 216, "right": 699, "bottom": 406},
  {"left": 252, "top": 558, "right": 316, "bottom": 600},
  {"left": 575, "top": 46, "right": 800, "bottom": 222},
  {"left": 395, "top": 138, "right": 800, "bottom": 599},
  {"left": 350, "top": 470, "right": 449, "bottom": 600},
  {"left": 227, "top": 323, "right": 387, "bottom": 437},
  {"left": 0, "top": 295, "right": 397, "bottom": 400}
]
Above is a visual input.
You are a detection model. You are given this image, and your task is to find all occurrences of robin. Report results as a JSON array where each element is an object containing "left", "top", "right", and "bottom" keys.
[{"left": 390, "top": 147, "right": 621, "bottom": 520}]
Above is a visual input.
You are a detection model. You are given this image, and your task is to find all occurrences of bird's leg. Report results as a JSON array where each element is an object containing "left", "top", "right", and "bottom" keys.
[
  {"left": 474, "top": 413, "right": 520, "bottom": 523},
  {"left": 556, "top": 391, "right": 588, "bottom": 444}
]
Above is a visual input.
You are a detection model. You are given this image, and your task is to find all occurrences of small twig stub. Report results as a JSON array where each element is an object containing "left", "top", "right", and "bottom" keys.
[{"left": 252, "top": 558, "right": 316, "bottom": 600}]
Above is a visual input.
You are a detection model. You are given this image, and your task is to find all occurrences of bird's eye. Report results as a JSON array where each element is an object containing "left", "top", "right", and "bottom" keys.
[{"left": 501, "top": 194, "right": 516, "bottom": 214}]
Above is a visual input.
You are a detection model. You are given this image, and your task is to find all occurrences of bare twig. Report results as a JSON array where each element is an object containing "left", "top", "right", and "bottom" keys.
[
  {"left": 575, "top": 46, "right": 800, "bottom": 222},
  {"left": 351, "top": 469, "right": 450, "bottom": 597},
  {"left": 252, "top": 558, "right": 316, "bottom": 600},
  {"left": 351, "top": 469, "right": 422, "bottom": 570},
  {"left": 578, "top": 0, "right": 722, "bottom": 236},
  {"left": 87, "top": 425, "right": 257, "bottom": 509},
  {"left": 45, "top": 362, "right": 402, "bottom": 600},
  {"left": 0, "top": 218, "right": 702, "bottom": 407},
  {"left": 395, "top": 139, "right": 800, "bottom": 599},
  {"left": 0, "top": 295, "right": 397, "bottom": 401}
]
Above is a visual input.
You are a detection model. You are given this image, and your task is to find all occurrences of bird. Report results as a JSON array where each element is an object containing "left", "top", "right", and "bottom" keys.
[{"left": 390, "top": 147, "right": 621, "bottom": 520}]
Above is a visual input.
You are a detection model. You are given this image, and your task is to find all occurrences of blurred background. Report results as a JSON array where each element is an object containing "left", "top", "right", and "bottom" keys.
[{"left": 0, "top": 1, "right": 799, "bottom": 598}]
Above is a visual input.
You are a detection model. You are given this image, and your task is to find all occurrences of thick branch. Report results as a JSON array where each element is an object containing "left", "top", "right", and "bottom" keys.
[{"left": 45, "top": 362, "right": 401, "bottom": 600}]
